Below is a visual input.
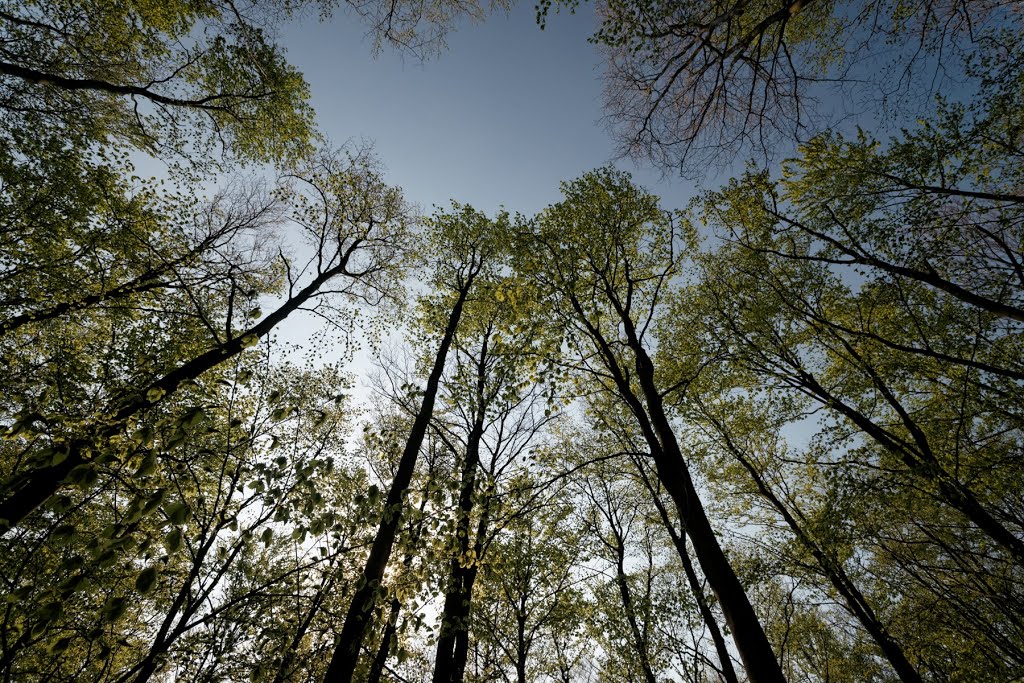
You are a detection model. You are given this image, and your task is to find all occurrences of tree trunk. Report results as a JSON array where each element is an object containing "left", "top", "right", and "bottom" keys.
[
  {"left": 451, "top": 499, "right": 491, "bottom": 683},
  {"left": 612, "top": 535, "right": 658, "bottom": 683},
  {"left": 0, "top": 260, "right": 356, "bottom": 532},
  {"left": 367, "top": 484, "right": 434, "bottom": 683},
  {"left": 323, "top": 277, "right": 476, "bottom": 683},
  {"left": 590, "top": 304, "right": 786, "bottom": 683},
  {"left": 633, "top": 459, "right": 739, "bottom": 683},
  {"left": 366, "top": 598, "right": 401, "bottom": 683},
  {"left": 433, "top": 338, "right": 488, "bottom": 683},
  {"left": 515, "top": 612, "right": 528, "bottom": 683},
  {"left": 706, "top": 412, "right": 923, "bottom": 683},
  {"left": 645, "top": 424, "right": 784, "bottom": 681},
  {"left": 616, "top": 314, "right": 785, "bottom": 683}
]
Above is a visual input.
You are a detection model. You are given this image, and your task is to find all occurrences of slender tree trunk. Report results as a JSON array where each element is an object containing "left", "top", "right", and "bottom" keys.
[
  {"left": 125, "top": 522, "right": 253, "bottom": 683},
  {"left": 706, "top": 412, "right": 923, "bottom": 683},
  {"left": 433, "top": 564, "right": 473, "bottom": 683},
  {"left": 324, "top": 276, "right": 476, "bottom": 683},
  {"left": 367, "top": 482, "right": 434, "bottom": 683},
  {"left": 644, "top": 416, "right": 783, "bottom": 683},
  {"left": 124, "top": 536, "right": 218, "bottom": 683},
  {"left": 591, "top": 304, "right": 785, "bottom": 683},
  {"left": 272, "top": 586, "right": 330, "bottom": 683},
  {"left": 633, "top": 459, "right": 739, "bottom": 683},
  {"left": 451, "top": 498, "right": 491, "bottom": 683},
  {"left": 611, "top": 307, "right": 784, "bottom": 682},
  {"left": 450, "top": 565, "right": 479, "bottom": 683},
  {"left": 612, "top": 535, "right": 658, "bottom": 683},
  {"left": 433, "top": 339, "right": 488, "bottom": 683},
  {"left": 366, "top": 598, "right": 401, "bottom": 683},
  {"left": 515, "top": 612, "right": 528, "bottom": 683}
]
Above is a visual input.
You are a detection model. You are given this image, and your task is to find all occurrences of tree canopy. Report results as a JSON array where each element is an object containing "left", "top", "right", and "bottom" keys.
[{"left": 2, "top": 1, "right": 1023, "bottom": 683}]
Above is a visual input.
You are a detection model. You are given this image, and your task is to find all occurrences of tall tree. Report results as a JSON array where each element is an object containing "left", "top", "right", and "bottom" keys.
[
  {"left": 541, "top": 0, "right": 1022, "bottom": 173},
  {"left": 468, "top": 483, "right": 583, "bottom": 683},
  {"left": 654, "top": 77, "right": 1024, "bottom": 678},
  {"left": 324, "top": 203, "right": 503, "bottom": 682},
  {"left": 429, "top": 269, "right": 557, "bottom": 683},
  {"left": 517, "top": 168, "right": 785, "bottom": 682}
]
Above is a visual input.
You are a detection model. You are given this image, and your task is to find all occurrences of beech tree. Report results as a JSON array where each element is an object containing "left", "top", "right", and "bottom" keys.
[
  {"left": 0, "top": 145, "right": 410, "bottom": 533},
  {"left": 429, "top": 272, "right": 556, "bottom": 683},
  {"left": 516, "top": 167, "right": 785, "bottom": 682},
  {"left": 324, "top": 204, "right": 504, "bottom": 682},
  {"left": 3, "top": 4, "right": 1024, "bottom": 682},
  {"left": 650, "top": 69, "right": 1024, "bottom": 679},
  {"left": 537, "top": 0, "right": 1023, "bottom": 173},
  {"left": 0, "top": 340, "right": 357, "bottom": 681},
  {"left": 468, "top": 485, "right": 584, "bottom": 683}
]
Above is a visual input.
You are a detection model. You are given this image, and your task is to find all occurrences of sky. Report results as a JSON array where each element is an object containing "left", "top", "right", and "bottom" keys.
[
  {"left": 262, "top": 2, "right": 977, "bottom": 396},
  {"left": 277, "top": 2, "right": 701, "bottom": 217},
  {"left": 264, "top": 3, "right": 714, "bottom": 384}
]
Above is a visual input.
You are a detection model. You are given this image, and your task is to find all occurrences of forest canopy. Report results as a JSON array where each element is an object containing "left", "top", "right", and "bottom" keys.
[{"left": 1, "top": 1, "right": 1022, "bottom": 682}]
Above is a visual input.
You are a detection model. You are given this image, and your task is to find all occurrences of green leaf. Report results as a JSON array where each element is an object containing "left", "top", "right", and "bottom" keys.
[
  {"left": 131, "top": 426, "right": 154, "bottom": 446},
  {"left": 58, "top": 573, "right": 86, "bottom": 594},
  {"left": 163, "top": 501, "right": 191, "bottom": 526},
  {"left": 49, "top": 637, "right": 72, "bottom": 654},
  {"left": 163, "top": 528, "right": 183, "bottom": 554},
  {"left": 135, "top": 567, "right": 159, "bottom": 594},
  {"left": 180, "top": 406, "right": 207, "bottom": 431},
  {"left": 68, "top": 464, "right": 98, "bottom": 487},
  {"left": 134, "top": 450, "right": 158, "bottom": 477},
  {"left": 101, "top": 595, "right": 129, "bottom": 623},
  {"left": 49, "top": 447, "right": 69, "bottom": 466},
  {"left": 142, "top": 489, "right": 167, "bottom": 515}
]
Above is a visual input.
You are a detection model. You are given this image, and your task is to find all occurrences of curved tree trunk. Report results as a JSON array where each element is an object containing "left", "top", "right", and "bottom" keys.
[
  {"left": 0, "top": 260, "right": 356, "bottom": 532},
  {"left": 611, "top": 294, "right": 785, "bottom": 681},
  {"left": 704, "top": 409, "right": 924, "bottom": 683},
  {"left": 581, "top": 300, "right": 786, "bottom": 683}
]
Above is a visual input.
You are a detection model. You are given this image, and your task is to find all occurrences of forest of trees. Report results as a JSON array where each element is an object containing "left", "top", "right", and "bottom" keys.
[{"left": 1, "top": 1, "right": 1022, "bottom": 682}]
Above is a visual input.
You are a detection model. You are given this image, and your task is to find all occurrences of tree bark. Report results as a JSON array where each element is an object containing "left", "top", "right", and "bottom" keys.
[
  {"left": 323, "top": 273, "right": 477, "bottom": 683},
  {"left": 366, "top": 598, "right": 401, "bottom": 683},
  {"left": 611, "top": 534, "right": 658, "bottom": 683},
  {"left": 633, "top": 458, "right": 740, "bottom": 683},
  {"left": 433, "top": 336, "right": 488, "bottom": 683},
  {"left": 451, "top": 500, "right": 491, "bottom": 682},
  {"left": 580, "top": 296, "right": 786, "bottom": 683},
  {"left": 705, "top": 411, "right": 923, "bottom": 683},
  {"left": 367, "top": 480, "right": 434, "bottom": 683}
]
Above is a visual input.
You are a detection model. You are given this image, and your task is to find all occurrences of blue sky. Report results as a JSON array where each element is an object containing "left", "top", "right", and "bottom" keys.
[
  {"left": 279, "top": 3, "right": 701, "bottom": 217},
  {"left": 270, "top": 5, "right": 711, "bottom": 386}
]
